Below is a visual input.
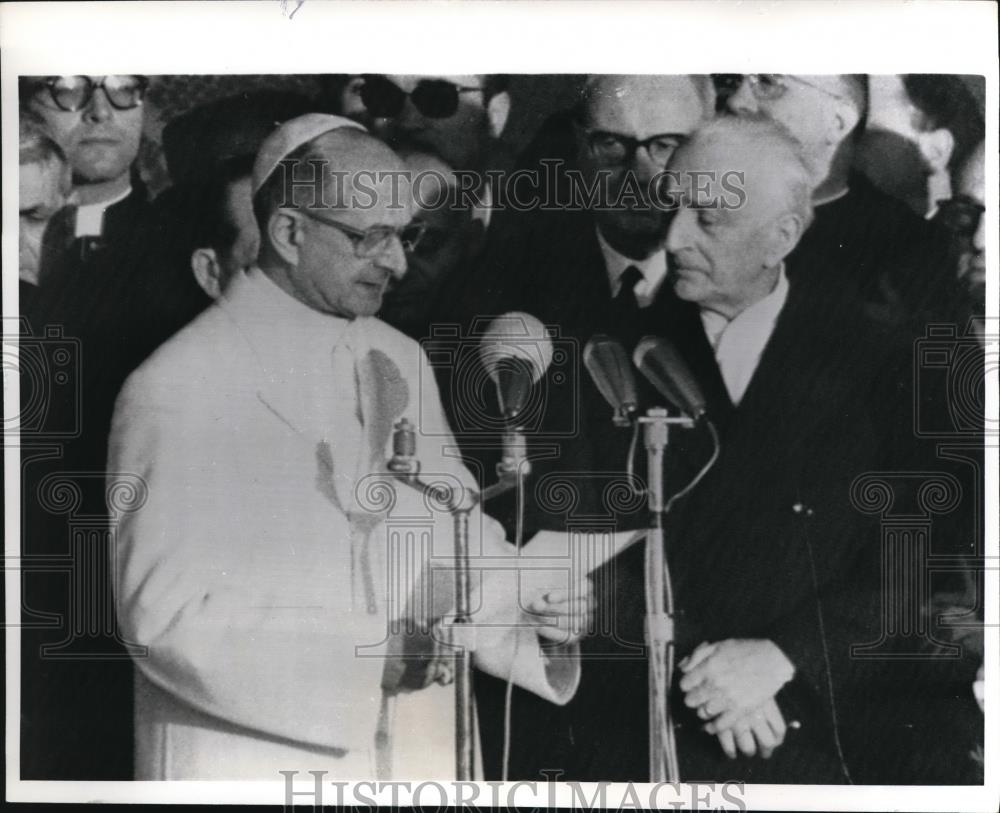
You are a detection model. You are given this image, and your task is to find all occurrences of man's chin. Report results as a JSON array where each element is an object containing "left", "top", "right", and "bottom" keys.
[
  {"left": 671, "top": 277, "right": 703, "bottom": 304},
  {"left": 72, "top": 161, "right": 132, "bottom": 186},
  {"left": 598, "top": 215, "right": 668, "bottom": 256}
]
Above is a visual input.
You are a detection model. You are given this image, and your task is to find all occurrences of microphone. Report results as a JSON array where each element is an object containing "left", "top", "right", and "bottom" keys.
[
  {"left": 633, "top": 336, "right": 707, "bottom": 421},
  {"left": 583, "top": 334, "right": 639, "bottom": 427},
  {"left": 479, "top": 312, "right": 553, "bottom": 423}
]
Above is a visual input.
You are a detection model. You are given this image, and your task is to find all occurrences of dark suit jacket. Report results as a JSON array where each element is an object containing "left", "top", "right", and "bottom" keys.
[
  {"left": 471, "top": 251, "right": 979, "bottom": 782},
  {"left": 788, "top": 172, "right": 962, "bottom": 335},
  {"left": 21, "top": 183, "right": 209, "bottom": 780}
]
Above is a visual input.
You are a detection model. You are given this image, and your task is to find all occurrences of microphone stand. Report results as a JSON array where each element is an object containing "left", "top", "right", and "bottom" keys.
[
  {"left": 387, "top": 418, "right": 528, "bottom": 781},
  {"left": 637, "top": 406, "right": 692, "bottom": 783}
]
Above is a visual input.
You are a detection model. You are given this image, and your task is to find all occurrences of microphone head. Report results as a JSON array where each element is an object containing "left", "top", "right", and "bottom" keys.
[
  {"left": 583, "top": 335, "right": 639, "bottom": 426},
  {"left": 633, "top": 336, "right": 707, "bottom": 420},
  {"left": 479, "top": 312, "right": 553, "bottom": 383},
  {"left": 479, "top": 312, "right": 554, "bottom": 421}
]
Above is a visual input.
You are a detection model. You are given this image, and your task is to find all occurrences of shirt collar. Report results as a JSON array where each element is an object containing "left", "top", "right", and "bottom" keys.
[
  {"left": 812, "top": 185, "right": 850, "bottom": 208},
  {"left": 221, "top": 265, "right": 362, "bottom": 381},
  {"left": 595, "top": 226, "right": 668, "bottom": 307},
  {"left": 73, "top": 185, "right": 133, "bottom": 238},
  {"left": 700, "top": 264, "right": 789, "bottom": 405}
]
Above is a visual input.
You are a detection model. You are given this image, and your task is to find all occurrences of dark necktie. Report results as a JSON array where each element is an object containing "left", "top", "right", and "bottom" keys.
[{"left": 610, "top": 265, "right": 643, "bottom": 347}]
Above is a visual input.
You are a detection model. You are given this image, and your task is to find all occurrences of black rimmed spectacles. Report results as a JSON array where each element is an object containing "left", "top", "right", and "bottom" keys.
[
  {"left": 360, "top": 75, "right": 484, "bottom": 120},
  {"left": 299, "top": 210, "right": 427, "bottom": 258},
  {"left": 578, "top": 127, "right": 687, "bottom": 168},
  {"left": 33, "top": 75, "right": 149, "bottom": 113}
]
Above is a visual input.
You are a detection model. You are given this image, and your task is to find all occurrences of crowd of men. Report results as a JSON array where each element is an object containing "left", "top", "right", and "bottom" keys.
[{"left": 18, "top": 73, "right": 986, "bottom": 784}]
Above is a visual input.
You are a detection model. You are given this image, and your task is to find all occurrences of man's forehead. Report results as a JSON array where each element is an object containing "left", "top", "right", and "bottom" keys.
[
  {"left": 671, "top": 138, "right": 770, "bottom": 197},
  {"left": 385, "top": 74, "right": 482, "bottom": 91},
  {"left": 782, "top": 74, "right": 849, "bottom": 100},
  {"left": 585, "top": 76, "right": 705, "bottom": 135}
]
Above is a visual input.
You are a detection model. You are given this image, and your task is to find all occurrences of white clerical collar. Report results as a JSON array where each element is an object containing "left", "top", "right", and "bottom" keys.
[
  {"left": 223, "top": 265, "right": 364, "bottom": 380},
  {"left": 812, "top": 186, "right": 850, "bottom": 208},
  {"left": 700, "top": 265, "right": 789, "bottom": 406},
  {"left": 595, "top": 227, "right": 668, "bottom": 308},
  {"left": 74, "top": 185, "right": 133, "bottom": 238}
]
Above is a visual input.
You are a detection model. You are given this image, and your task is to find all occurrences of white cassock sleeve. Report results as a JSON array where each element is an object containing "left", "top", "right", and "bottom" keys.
[{"left": 402, "top": 345, "right": 641, "bottom": 706}]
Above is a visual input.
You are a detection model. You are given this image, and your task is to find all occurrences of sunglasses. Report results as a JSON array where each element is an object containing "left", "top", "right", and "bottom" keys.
[
  {"left": 360, "top": 75, "right": 483, "bottom": 120},
  {"left": 32, "top": 75, "right": 149, "bottom": 113},
  {"left": 299, "top": 209, "right": 426, "bottom": 258}
]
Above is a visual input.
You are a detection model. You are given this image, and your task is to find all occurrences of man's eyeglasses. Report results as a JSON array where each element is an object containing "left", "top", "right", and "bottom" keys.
[
  {"left": 579, "top": 128, "right": 687, "bottom": 167},
  {"left": 360, "top": 75, "right": 483, "bottom": 120},
  {"left": 936, "top": 195, "right": 985, "bottom": 239},
  {"left": 742, "top": 74, "right": 847, "bottom": 103},
  {"left": 33, "top": 75, "right": 149, "bottom": 113},
  {"left": 299, "top": 209, "right": 427, "bottom": 258}
]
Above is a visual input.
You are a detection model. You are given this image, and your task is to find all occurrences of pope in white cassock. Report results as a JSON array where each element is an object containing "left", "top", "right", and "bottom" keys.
[{"left": 107, "top": 115, "right": 590, "bottom": 780}]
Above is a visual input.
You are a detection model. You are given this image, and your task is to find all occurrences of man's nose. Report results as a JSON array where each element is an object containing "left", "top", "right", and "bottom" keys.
[
  {"left": 82, "top": 87, "right": 113, "bottom": 123},
  {"left": 726, "top": 78, "right": 759, "bottom": 116},
  {"left": 630, "top": 144, "right": 663, "bottom": 185},
  {"left": 665, "top": 207, "right": 694, "bottom": 254},
  {"left": 395, "top": 96, "right": 427, "bottom": 132},
  {"left": 377, "top": 235, "right": 409, "bottom": 280}
]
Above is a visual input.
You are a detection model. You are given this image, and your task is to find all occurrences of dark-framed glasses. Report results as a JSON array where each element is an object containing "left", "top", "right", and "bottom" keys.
[
  {"left": 744, "top": 74, "right": 846, "bottom": 103},
  {"left": 360, "top": 75, "right": 483, "bottom": 119},
  {"left": 34, "top": 75, "right": 149, "bottom": 113},
  {"left": 936, "top": 195, "right": 985, "bottom": 238},
  {"left": 300, "top": 209, "right": 427, "bottom": 258},
  {"left": 580, "top": 127, "right": 687, "bottom": 167}
]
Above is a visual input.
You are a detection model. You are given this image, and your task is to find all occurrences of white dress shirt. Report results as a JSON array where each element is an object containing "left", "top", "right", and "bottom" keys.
[
  {"left": 700, "top": 266, "right": 790, "bottom": 406},
  {"left": 596, "top": 227, "right": 668, "bottom": 308}
]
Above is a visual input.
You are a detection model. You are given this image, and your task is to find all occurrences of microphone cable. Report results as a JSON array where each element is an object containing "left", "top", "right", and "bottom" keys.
[{"left": 500, "top": 463, "right": 527, "bottom": 782}]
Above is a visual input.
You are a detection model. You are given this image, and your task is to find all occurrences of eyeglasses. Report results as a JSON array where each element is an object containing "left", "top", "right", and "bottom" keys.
[
  {"left": 579, "top": 127, "right": 687, "bottom": 167},
  {"left": 360, "top": 75, "right": 484, "bottom": 119},
  {"left": 936, "top": 195, "right": 985, "bottom": 239},
  {"left": 33, "top": 75, "right": 149, "bottom": 113},
  {"left": 743, "top": 74, "right": 847, "bottom": 103},
  {"left": 299, "top": 209, "right": 427, "bottom": 258}
]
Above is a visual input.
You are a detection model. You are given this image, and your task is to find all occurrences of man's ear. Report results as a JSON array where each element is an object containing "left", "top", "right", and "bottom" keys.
[
  {"left": 917, "top": 128, "right": 955, "bottom": 175},
  {"left": 191, "top": 248, "right": 223, "bottom": 300},
  {"left": 486, "top": 90, "right": 511, "bottom": 139},
  {"left": 827, "top": 98, "right": 861, "bottom": 145},
  {"left": 268, "top": 209, "right": 303, "bottom": 266},
  {"left": 766, "top": 212, "right": 805, "bottom": 267}
]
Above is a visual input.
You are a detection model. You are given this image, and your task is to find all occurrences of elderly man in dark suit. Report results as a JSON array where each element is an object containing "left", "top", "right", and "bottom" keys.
[{"left": 619, "top": 115, "right": 979, "bottom": 783}]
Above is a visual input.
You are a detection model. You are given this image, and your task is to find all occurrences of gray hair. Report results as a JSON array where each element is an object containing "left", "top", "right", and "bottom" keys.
[{"left": 686, "top": 114, "right": 815, "bottom": 229}]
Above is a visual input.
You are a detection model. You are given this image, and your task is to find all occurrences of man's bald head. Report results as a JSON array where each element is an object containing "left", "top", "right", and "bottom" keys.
[
  {"left": 665, "top": 115, "right": 813, "bottom": 318},
  {"left": 579, "top": 74, "right": 716, "bottom": 130},
  {"left": 252, "top": 127, "right": 407, "bottom": 234},
  {"left": 680, "top": 115, "right": 815, "bottom": 231}
]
